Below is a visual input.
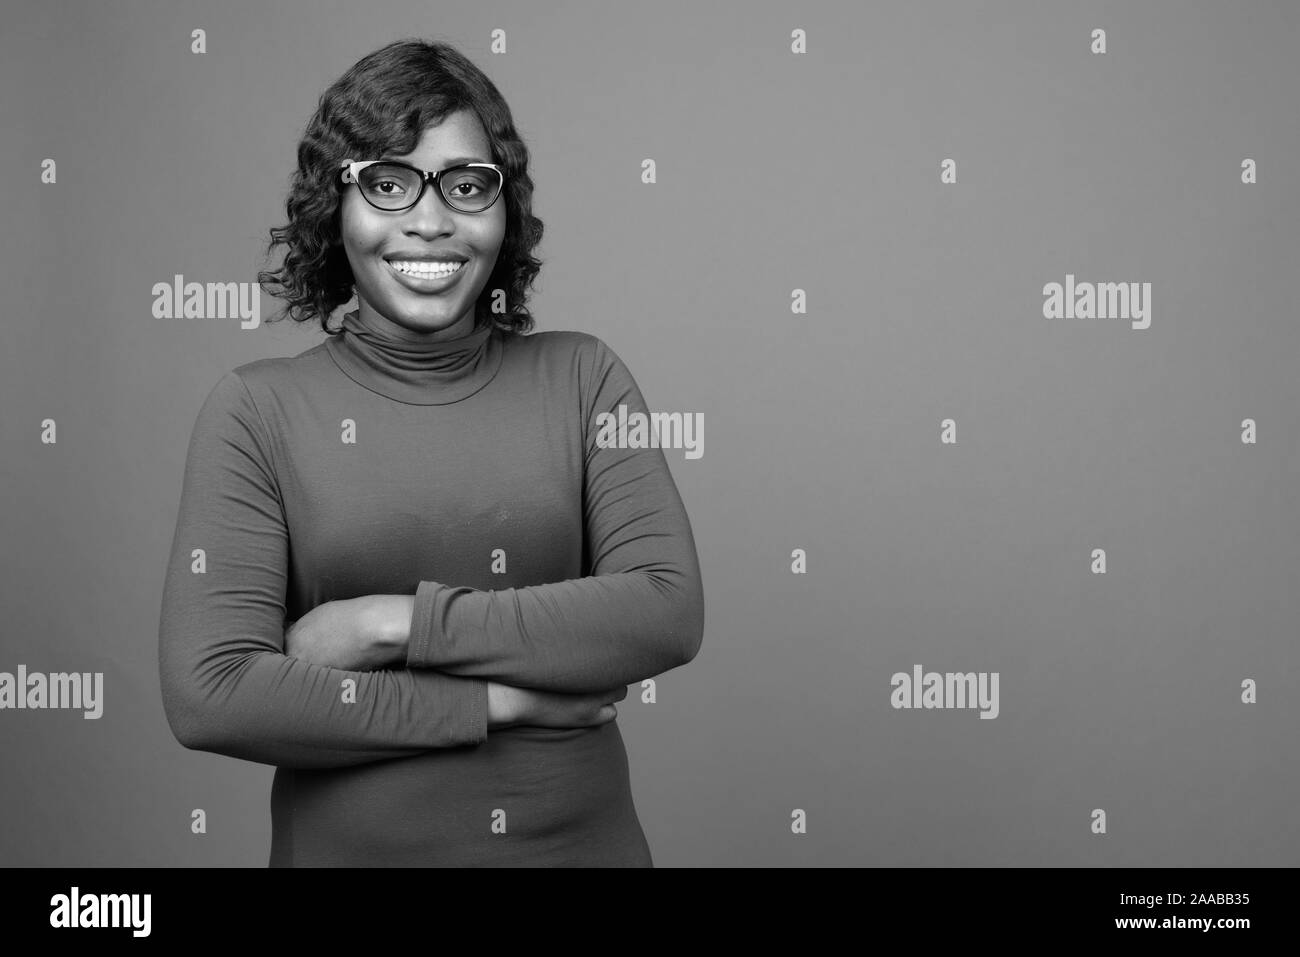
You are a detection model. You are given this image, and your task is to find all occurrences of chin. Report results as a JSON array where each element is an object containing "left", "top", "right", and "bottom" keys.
[{"left": 401, "top": 306, "right": 467, "bottom": 330}]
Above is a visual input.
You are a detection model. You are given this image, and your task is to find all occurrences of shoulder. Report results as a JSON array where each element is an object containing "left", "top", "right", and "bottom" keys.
[
  {"left": 231, "top": 339, "right": 327, "bottom": 389},
  {"left": 503, "top": 328, "right": 642, "bottom": 403},
  {"left": 504, "top": 328, "right": 629, "bottom": 376},
  {"left": 213, "top": 339, "right": 330, "bottom": 407},
  {"left": 505, "top": 327, "right": 606, "bottom": 356},
  {"left": 500, "top": 329, "right": 648, "bottom": 424},
  {"left": 193, "top": 341, "right": 326, "bottom": 428},
  {"left": 187, "top": 368, "right": 268, "bottom": 449}
]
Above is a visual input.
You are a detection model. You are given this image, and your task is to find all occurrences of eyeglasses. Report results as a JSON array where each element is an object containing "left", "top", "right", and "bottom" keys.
[{"left": 339, "top": 159, "right": 506, "bottom": 213}]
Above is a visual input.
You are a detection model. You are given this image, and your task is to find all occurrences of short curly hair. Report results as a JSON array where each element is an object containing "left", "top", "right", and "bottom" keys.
[{"left": 256, "top": 38, "right": 543, "bottom": 337}]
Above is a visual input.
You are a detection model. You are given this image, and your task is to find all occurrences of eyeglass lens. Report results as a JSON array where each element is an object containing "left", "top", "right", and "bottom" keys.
[{"left": 356, "top": 163, "right": 502, "bottom": 212}]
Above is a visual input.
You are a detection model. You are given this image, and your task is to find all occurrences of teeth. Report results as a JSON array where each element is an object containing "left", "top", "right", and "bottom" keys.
[{"left": 391, "top": 260, "right": 464, "bottom": 277}]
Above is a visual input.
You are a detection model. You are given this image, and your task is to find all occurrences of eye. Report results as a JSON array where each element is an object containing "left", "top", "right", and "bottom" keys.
[{"left": 442, "top": 169, "right": 495, "bottom": 198}]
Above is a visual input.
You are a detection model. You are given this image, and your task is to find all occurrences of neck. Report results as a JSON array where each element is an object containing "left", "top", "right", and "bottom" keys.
[{"left": 324, "top": 307, "right": 504, "bottom": 406}]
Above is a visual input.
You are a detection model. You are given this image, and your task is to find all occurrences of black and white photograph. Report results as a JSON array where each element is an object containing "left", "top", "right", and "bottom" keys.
[{"left": 1, "top": 0, "right": 1295, "bottom": 936}]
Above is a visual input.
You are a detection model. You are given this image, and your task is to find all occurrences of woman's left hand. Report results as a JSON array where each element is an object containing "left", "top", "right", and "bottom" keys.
[{"left": 284, "top": 597, "right": 401, "bottom": 671}]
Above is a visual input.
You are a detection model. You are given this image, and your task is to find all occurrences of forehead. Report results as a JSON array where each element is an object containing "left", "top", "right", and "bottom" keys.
[{"left": 385, "top": 110, "right": 491, "bottom": 166}]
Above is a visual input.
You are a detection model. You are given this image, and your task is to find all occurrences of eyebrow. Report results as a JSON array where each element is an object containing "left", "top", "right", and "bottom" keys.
[{"left": 378, "top": 155, "right": 490, "bottom": 167}]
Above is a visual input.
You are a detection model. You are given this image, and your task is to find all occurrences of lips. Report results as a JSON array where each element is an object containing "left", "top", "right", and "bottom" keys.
[
  {"left": 385, "top": 258, "right": 467, "bottom": 293},
  {"left": 388, "top": 259, "right": 466, "bottom": 276},
  {"left": 384, "top": 251, "right": 469, "bottom": 263}
]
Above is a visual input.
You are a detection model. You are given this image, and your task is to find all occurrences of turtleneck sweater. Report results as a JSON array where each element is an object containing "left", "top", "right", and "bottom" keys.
[
  {"left": 325, "top": 307, "right": 504, "bottom": 404},
  {"left": 158, "top": 307, "right": 704, "bottom": 867}
]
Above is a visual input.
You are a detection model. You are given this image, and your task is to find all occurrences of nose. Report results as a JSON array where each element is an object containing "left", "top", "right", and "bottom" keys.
[{"left": 403, "top": 179, "right": 457, "bottom": 234}]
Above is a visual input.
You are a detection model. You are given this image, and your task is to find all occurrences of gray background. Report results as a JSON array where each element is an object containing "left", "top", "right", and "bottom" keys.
[{"left": 2, "top": 0, "right": 1297, "bottom": 866}]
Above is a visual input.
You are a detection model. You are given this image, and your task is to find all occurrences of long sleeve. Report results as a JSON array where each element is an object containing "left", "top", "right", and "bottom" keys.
[
  {"left": 406, "top": 337, "right": 705, "bottom": 693},
  {"left": 158, "top": 371, "right": 488, "bottom": 770}
]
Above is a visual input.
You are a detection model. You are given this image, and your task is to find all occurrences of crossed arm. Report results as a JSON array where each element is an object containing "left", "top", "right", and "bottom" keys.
[
  {"left": 160, "top": 340, "right": 703, "bottom": 771},
  {"left": 290, "top": 559, "right": 704, "bottom": 697}
]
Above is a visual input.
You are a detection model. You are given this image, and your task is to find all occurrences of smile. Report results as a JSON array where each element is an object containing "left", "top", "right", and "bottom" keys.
[
  {"left": 388, "top": 260, "right": 465, "bottom": 278},
  {"left": 385, "top": 259, "right": 467, "bottom": 292}
]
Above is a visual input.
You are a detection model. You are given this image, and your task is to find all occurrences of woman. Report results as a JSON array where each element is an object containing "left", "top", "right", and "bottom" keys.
[{"left": 158, "top": 38, "right": 704, "bottom": 867}]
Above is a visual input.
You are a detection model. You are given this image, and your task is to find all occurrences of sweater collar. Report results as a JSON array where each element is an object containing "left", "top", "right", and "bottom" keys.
[{"left": 324, "top": 307, "right": 504, "bottom": 405}]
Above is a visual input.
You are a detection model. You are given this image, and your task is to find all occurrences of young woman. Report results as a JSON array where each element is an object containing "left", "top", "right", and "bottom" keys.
[{"left": 158, "top": 38, "right": 704, "bottom": 867}]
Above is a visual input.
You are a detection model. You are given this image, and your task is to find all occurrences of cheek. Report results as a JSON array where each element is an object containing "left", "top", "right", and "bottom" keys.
[
  {"left": 339, "top": 201, "right": 380, "bottom": 259},
  {"left": 477, "top": 214, "right": 508, "bottom": 262}
]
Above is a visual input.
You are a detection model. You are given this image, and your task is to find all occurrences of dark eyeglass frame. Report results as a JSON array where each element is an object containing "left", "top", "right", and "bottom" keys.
[{"left": 339, "top": 159, "right": 507, "bottom": 213}]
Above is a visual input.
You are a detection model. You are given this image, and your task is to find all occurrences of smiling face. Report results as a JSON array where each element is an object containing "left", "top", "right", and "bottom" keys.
[{"left": 340, "top": 109, "right": 507, "bottom": 340}]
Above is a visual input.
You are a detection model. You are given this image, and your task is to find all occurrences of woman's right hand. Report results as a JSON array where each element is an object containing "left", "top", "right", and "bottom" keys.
[{"left": 486, "top": 681, "right": 628, "bottom": 731}]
